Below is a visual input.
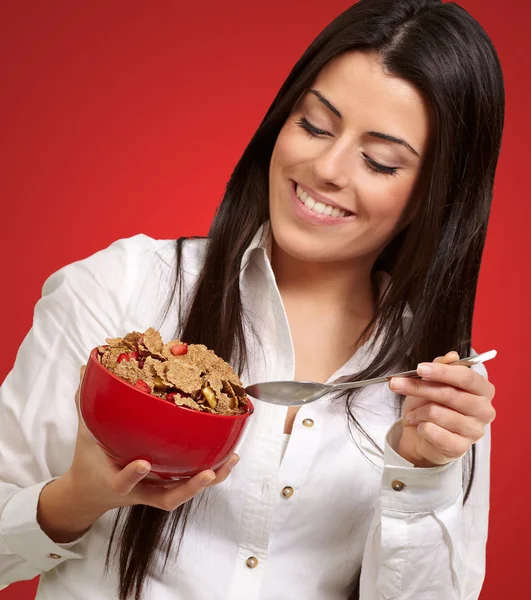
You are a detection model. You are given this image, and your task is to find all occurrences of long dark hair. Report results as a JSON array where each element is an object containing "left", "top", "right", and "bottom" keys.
[{"left": 105, "top": 1, "right": 505, "bottom": 598}]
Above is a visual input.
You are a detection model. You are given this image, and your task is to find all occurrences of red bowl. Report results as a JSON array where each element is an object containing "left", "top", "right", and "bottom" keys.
[{"left": 80, "top": 348, "right": 254, "bottom": 481}]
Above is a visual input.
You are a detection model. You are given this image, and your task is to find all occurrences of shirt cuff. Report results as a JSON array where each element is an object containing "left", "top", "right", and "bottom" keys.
[
  {"left": 0, "top": 480, "right": 88, "bottom": 571},
  {"left": 381, "top": 420, "right": 463, "bottom": 512}
]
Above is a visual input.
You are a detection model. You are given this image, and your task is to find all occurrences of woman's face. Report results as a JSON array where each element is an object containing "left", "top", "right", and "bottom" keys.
[{"left": 269, "top": 50, "right": 431, "bottom": 266}]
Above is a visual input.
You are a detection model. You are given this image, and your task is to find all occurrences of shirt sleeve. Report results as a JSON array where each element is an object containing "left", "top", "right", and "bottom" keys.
[
  {"left": 0, "top": 235, "right": 160, "bottom": 585},
  {"left": 360, "top": 362, "right": 491, "bottom": 600}
]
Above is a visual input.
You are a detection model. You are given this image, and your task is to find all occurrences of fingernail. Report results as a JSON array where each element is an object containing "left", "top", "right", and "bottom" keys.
[
  {"left": 390, "top": 378, "right": 406, "bottom": 392},
  {"left": 136, "top": 462, "right": 150, "bottom": 475},
  {"left": 201, "top": 473, "right": 216, "bottom": 486},
  {"left": 417, "top": 363, "right": 433, "bottom": 377}
]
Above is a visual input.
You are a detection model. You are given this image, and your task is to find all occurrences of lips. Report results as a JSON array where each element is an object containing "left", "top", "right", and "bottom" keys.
[{"left": 289, "top": 180, "right": 356, "bottom": 226}]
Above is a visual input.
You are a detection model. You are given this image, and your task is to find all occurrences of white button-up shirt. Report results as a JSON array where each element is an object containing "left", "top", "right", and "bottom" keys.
[{"left": 0, "top": 225, "right": 490, "bottom": 599}]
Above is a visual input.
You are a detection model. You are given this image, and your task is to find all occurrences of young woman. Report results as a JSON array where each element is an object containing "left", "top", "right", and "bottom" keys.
[{"left": 0, "top": 0, "right": 503, "bottom": 599}]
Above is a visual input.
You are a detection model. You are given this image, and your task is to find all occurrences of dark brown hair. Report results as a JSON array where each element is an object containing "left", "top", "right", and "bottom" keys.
[{"left": 106, "top": 1, "right": 505, "bottom": 598}]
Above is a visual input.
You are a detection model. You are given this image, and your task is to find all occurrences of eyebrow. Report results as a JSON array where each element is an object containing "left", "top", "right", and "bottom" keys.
[
  {"left": 308, "top": 89, "right": 420, "bottom": 157},
  {"left": 366, "top": 131, "right": 419, "bottom": 157},
  {"left": 309, "top": 89, "right": 342, "bottom": 118}
]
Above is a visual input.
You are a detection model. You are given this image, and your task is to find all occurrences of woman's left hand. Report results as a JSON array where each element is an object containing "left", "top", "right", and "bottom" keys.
[{"left": 389, "top": 351, "right": 496, "bottom": 468}]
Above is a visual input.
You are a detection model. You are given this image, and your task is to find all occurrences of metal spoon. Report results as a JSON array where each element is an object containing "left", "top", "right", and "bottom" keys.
[{"left": 245, "top": 350, "right": 497, "bottom": 407}]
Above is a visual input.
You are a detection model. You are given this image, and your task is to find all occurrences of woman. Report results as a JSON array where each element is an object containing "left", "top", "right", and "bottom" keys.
[{"left": 0, "top": 0, "right": 503, "bottom": 599}]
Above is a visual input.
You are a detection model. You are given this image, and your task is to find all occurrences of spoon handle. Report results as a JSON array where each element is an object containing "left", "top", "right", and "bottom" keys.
[{"left": 330, "top": 350, "right": 497, "bottom": 391}]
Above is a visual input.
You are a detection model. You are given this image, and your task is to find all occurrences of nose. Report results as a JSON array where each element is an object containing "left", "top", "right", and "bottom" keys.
[{"left": 311, "top": 143, "right": 352, "bottom": 190}]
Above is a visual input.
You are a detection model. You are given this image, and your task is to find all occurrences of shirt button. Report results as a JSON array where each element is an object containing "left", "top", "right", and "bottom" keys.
[
  {"left": 391, "top": 480, "right": 405, "bottom": 491},
  {"left": 48, "top": 553, "right": 62, "bottom": 559},
  {"left": 246, "top": 556, "right": 259, "bottom": 569},
  {"left": 302, "top": 418, "right": 314, "bottom": 428},
  {"left": 281, "top": 486, "right": 294, "bottom": 499}
]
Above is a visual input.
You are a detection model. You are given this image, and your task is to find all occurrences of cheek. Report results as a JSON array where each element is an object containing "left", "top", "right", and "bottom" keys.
[
  {"left": 358, "top": 174, "right": 416, "bottom": 230},
  {"left": 270, "top": 124, "right": 311, "bottom": 176}
]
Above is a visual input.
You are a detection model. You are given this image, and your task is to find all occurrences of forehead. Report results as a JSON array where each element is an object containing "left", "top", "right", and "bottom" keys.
[{"left": 309, "top": 50, "right": 432, "bottom": 152}]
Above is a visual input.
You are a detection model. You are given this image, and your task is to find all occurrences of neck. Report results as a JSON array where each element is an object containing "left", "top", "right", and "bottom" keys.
[{"left": 271, "top": 241, "right": 377, "bottom": 319}]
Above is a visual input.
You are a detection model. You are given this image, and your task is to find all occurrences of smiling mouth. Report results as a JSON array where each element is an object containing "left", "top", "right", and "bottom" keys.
[{"left": 294, "top": 183, "right": 353, "bottom": 217}]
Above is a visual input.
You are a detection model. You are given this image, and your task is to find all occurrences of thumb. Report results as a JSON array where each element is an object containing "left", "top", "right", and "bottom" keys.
[
  {"left": 433, "top": 351, "right": 460, "bottom": 365},
  {"left": 111, "top": 460, "right": 152, "bottom": 496}
]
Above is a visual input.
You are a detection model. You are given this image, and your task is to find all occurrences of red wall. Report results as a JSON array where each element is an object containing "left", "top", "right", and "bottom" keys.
[{"left": 1, "top": 1, "right": 529, "bottom": 598}]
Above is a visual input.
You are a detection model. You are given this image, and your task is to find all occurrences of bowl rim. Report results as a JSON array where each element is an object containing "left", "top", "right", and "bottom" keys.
[{"left": 87, "top": 347, "right": 254, "bottom": 420}]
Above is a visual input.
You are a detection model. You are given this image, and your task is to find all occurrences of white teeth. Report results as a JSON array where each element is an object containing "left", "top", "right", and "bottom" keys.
[{"left": 295, "top": 184, "right": 349, "bottom": 218}]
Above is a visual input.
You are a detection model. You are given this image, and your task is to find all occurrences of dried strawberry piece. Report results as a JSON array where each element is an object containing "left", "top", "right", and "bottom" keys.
[
  {"left": 117, "top": 351, "right": 139, "bottom": 363},
  {"left": 170, "top": 343, "right": 188, "bottom": 356},
  {"left": 166, "top": 392, "right": 176, "bottom": 402},
  {"left": 134, "top": 380, "right": 151, "bottom": 393}
]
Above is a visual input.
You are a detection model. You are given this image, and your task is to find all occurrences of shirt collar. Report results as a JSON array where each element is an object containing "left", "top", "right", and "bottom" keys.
[{"left": 241, "top": 221, "right": 272, "bottom": 269}]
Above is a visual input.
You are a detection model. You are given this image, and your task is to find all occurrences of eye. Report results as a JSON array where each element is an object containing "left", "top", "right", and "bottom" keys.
[
  {"left": 361, "top": 153, "right": 399, "bottom": 177},
  {"left": 295, "top": 116, "right": 331, "bottom": 137}
]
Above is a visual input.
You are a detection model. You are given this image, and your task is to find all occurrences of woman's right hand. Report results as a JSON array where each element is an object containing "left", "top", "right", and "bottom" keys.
[
  {"left": 67, "top": 365, "right": 240, "bottom": 512},
  {"left": 38, "top": 366, "right": 239, "bottom": 543}
]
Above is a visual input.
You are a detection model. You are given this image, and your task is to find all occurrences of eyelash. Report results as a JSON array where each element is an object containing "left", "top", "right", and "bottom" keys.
[{"left": 294, "top": 116, "right": 399, "bottom": 177}]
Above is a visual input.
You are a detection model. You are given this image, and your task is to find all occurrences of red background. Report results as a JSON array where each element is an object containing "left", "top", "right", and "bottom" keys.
[{"left": 1, "top": 1, "right": 529, "bottom": 598}]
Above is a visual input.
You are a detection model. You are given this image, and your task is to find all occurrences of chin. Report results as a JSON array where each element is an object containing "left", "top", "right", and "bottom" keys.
[
  {"left": 269, "top": 209, "right": 389, "bottom": 268},
  {"left": 270, "top": 217, "right": 350, "bottom": 264}
]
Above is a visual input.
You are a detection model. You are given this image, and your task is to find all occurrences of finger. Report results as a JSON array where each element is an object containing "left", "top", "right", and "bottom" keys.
[
  {"left": 111, "top": 460, "right": 152, "bottom": 495},
  {"left": 139, "top": 455, "right": 240, "bottom": 509},
  {"left": 141, "top": 469, "right": 217, "bottom": 511},
  {"left": 75, "top": 365, "right": 87, "bottom": 411},
  {"left": 405, "top": 402, "right": 488, "bottom": 441},
  {"left": 204, "top": 453, "right": 240, "bottom": 487},
  {"left": 392, "top": 378, "right": 466, "bottom": 409},
  {"left": 401, "top": 394, "right": 429, "bottom": 413},
  {"left": 416, "top": 421, "right": 471, "bottom": 459},
  {"left": 391, "top": 352, "right": 458, "bottom": 401},
  {"left": 391, "top": 378, "right": 494, "bottom": 420},
  {"left": 417, "top": 361, "right": 492, "bottom": 396}
]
